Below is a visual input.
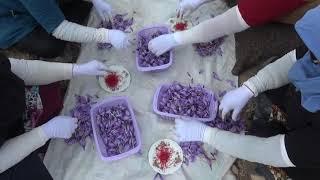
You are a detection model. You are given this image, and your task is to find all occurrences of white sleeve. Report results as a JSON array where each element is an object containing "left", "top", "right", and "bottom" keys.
[
  {"left": 204, "top": 128, "right": 295, "bottom": 167},
  {"left": 9, "top": 58, "right": 73, "bottom": 86},
  {"left": 52, "top": 20, "right": 109, "bottom": 43},
  {"left": 0, "top": 128, "right": 49, "bottom": 173},
  {"left": 243, "top": 50, "right": 297, "bottom": 96},
  {"left": 174, "top": 6, "right": 249, "bottom": 44}
]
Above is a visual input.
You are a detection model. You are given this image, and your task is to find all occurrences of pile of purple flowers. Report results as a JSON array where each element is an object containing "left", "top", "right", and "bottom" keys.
[
  {"left": 94, "top": 104, "right": 137, "bottom": 156},
  {"left": 65, "top": 95, "right": 95, "bottom": 149},
  {"left": 206, "top": 113, "right": 245, "bottom": 133},
  {"left": 137, "top": 30, "right": 170, "bottom": 67},
  {"left": 158, "top": 82, "right": 211, "bottom": 118},
  {"left": 179, "top": 141, "right": 216, "bottom": 167}
]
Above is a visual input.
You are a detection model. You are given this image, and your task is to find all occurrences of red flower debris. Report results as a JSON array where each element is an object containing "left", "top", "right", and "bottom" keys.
[
  {"left": 174, "top": 22, "right": 188, "bottom": 31},
  {"left": 105, "top": 73, "right": 120, "bottom": 89},
  {"left": 152, "top": 141, "right": 183, "bottom": 171}
]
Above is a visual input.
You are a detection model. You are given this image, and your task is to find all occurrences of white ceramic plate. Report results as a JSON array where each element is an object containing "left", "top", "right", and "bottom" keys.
[
  {"left": 98, "top": 65, "right": 131, "bottom": 93},
  {"left": 148, "top": 139, "right": 183, "bottom": 175}
]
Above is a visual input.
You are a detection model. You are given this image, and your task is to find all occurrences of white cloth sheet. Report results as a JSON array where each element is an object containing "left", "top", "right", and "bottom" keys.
[{"left": 44, "top": 0, "right": 238, "bottom": 179}]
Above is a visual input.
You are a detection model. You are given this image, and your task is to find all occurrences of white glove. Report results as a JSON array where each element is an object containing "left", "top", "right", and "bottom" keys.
[
  {"left": 73, "top": 60, "right": 109, "bottom": 76},
  {"left": 92, "top": 0, "right": 112, "bottom": 21},
  {"left": 148, "top": 34, "right": 180, "bottom": 56},
  {"left": 41, "top": 116, "right": 78, "bottom": 139},
  {"left": 219, "top": 86, "right": 254, "bottom": 121},
  {"left": 178, "top": 0, "right": 211, "bottom": 17},
  {"left": 174, "top": 119, "right": 208, "bottom": 142},
  {"left": 107, "top": 30, "right": 130, "bottom": 49}
]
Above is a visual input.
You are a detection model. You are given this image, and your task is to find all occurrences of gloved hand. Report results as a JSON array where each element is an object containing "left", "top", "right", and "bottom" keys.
[
  {"left": 107, "top": 30, "right": 130, "bottom": 49},
  {"left": 174, "top": 119, "right": 208, "bottom": 142},
  {"left": 92, "top": 0, "right": 112, "bottom": 21},
  {"left": 148, "top": 34, "right": 180, "bottom": 56},
  {"left": 41, "top": 116, "right": 78, "bottom": 139},
  {"left": 219, "top": 86, "right": 254, "bottom": 121},
  {"left": 178, "top": 0, "right": 211, "bottom": 17},
  {"left": 73, "top": 60, "right": 109, "bottom": 76}
]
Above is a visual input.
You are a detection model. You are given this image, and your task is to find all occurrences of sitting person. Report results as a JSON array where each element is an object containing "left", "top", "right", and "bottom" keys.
[
  {"left": 0, "top": 53, "right": 108, "bottom": 180},
  {"left": 0, "top": 0, "right": 129, "bottom": 58},
  {"left": 148, "top": 0, "right": 307, "bottom": 56},
  {"left": 174, "top": 6, "right": 320, "bottom": 179}
]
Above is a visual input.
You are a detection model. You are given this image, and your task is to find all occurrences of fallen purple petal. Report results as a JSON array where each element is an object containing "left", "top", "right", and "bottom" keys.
[
  {"left": 212, "top": 72, "right": 222, "bottom": 81},
  {"left": 193, "top": 37, "right": 225, "bottom": 57}
]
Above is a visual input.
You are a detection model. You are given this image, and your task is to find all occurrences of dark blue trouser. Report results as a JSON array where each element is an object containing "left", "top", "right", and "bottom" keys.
[{"left": 13, "top": 0, "right": 92, "bottom": 58}]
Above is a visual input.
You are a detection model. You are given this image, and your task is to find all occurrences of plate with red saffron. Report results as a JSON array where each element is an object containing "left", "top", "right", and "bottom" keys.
[
  {"left": 148, "top": 139, "right": 183, "bottom": 175},
  {"left": 168, "top": 18, "right": 192, "bottom": 32},
  {"left": 98, "top": 65, "right": 131, "bottom": 93}
]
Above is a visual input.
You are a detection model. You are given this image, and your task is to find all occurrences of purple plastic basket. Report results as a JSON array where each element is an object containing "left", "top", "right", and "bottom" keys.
[
  {"left": 136, "top": 25, "right": 173, "bottom": 72},
  {"left": 153, "top": 83, "right": 218, "bottom": 122},
  {"left": 90, "top": 96, "right": 142, "bottom": 162}
]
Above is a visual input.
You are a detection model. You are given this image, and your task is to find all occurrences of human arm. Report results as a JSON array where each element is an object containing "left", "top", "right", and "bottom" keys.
[
  {"left": 19, "top": 0, "right": 128, "bottom": 48},
  {"left": 52, "top": 21, "right": 129, "bottom": 49},
  {"left": 0, "top": 116, "right": 77, "bottom": 173},
  {"left": 220, "top": 50, "right": 297, "bottom": 120},
  {"left": 148, "top": 6, "right": 249, "bottom": 56},
  {"left": 10, "top": 58, "right": 108, "bottom": 85},
  {"left": 175, "top": 119, "right": 295, "bottom": 167}
]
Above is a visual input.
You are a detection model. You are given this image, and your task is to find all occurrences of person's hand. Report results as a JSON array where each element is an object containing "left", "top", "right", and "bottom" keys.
[
  {"left": 73, "top": 60, "right": 109, "bottom": 76},
  {"left": 174, "top": 119, "right": 208, "bottom": 142},
  {"left": 41, "top": 116, "right": 78, "bottom": 139},
  {"left": 219, "top": 86, "right": 254, "bottom": 121},
  {"left": 148, "top": 34, "right": 180, "bottom": 56},
  {"left": 92, "top": 0, "right": 112, "bottom": 21},
  {"left": 178, "top": 0, "right": 211, "bottom": 17},
  {"left": 107, "top": 30, "right": 130, "bottom": 49}
]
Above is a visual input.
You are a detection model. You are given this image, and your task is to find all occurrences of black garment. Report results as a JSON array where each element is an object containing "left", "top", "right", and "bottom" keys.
[
  {"left": 0, "top": 153, "right": 53, "bottom": 180},
  {"left": 284, "top": 95, "right": 320, "bottom": 167},
  {"left": 0, "top": 53, "right": 52, "bottom": 180},
  {"left": 0, "top": 53, "right": 25, "bottom": 146},
  {"left": 248, "top": 85, "right": 320, "bottom": 180},
  {"left": 13, "top": 0, "right": 92, "bottom": 58}
]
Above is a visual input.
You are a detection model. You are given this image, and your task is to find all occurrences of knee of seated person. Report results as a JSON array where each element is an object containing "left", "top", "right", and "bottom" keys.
[{"left": 37, "top": 39, "right": 65, "bottom": 58}]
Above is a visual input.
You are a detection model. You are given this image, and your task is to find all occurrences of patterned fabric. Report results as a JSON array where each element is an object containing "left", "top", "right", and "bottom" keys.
[
  {"left": 232, "top": 100, "right": 289, "bottom": 180},
  {"left": 23, "top": 86, "right": 43, "bottom": 132},
  {"left": 268, "top": 166, "right": 288, "bottom": 180},
  {"left": 269, "top": 105, "right": 287, "bottom": 125},
  {"left": 267, "top": 105, "right": 288, "bottom": 180}
]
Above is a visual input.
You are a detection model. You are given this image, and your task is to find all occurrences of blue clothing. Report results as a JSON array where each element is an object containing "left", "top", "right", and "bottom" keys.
[
  {"left": 288, "top": 5, "right": 320, "bottom": 112},
  {"left": 0, "top": 0, "right": 65, "bottom": 49},
  {"left": 289, "top": 52, "right": 320, "bottom": 112},
  {"left": 294, "top": 6, "right": 320, "bottom": 60}
]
